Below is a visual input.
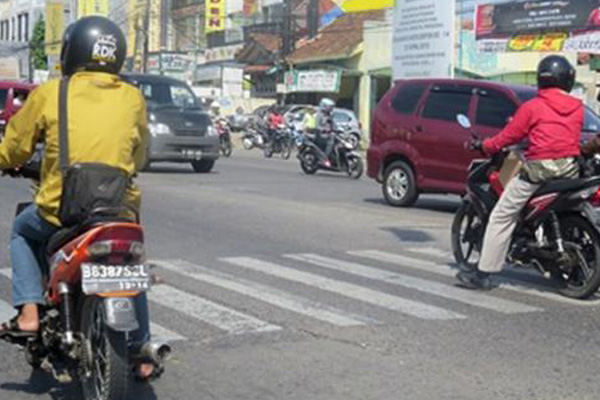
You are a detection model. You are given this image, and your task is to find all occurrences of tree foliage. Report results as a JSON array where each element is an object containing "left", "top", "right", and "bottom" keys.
[{"left": 30, "top": 17, "right": 47, "bottom": 70}]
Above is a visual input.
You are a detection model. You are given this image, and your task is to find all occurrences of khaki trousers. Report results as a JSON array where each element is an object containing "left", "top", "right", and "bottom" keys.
[{"left": 478, "top": 176, "right": 541, "bottom": 273}]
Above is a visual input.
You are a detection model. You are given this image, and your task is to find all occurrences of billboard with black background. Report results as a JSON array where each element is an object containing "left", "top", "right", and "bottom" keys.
[{"left": 476, "top": 0, "right": 600, "bottom": 53}]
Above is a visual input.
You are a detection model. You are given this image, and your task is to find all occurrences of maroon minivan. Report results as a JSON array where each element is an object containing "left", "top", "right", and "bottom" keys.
[
  {"left": 367, "top": 79, "right": 600, "bottom": 207},
  {"left": 0, "top": 81, "right": 36, "bottom": 138}
]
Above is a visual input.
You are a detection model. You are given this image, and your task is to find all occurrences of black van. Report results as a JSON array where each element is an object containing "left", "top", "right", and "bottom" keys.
[{"left": 123, "top": 74, "right": 219, "bottom": 173}]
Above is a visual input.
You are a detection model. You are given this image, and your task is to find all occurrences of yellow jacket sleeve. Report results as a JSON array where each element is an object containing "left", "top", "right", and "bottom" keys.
[
  {"left": 0, "top": 87, "right": 46, "bottom": 169},
  {"left": 133, "top": 92, "right": 149, "bottom": 172}
]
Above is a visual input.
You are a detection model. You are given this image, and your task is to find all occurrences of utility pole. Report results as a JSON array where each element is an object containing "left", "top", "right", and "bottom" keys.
[
  {"left": 278, "top": 0, "right": 294, "bottom": 104},
  {"left": 307, "top": 0, "right": 318, "bottom": 39},
  {"left": 142, "top": 0, "right": 150, "bottom": 73}
]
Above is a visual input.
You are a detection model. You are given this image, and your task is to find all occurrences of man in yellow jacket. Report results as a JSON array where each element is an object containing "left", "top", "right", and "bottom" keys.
[{"left": 0, "top": 17, "right": 154, "bottom": 378}]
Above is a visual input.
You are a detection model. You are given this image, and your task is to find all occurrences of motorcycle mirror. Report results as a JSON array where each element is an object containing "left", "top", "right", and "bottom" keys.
[{"left": 456, "top": 114, "right": 472, "bottom": 130}]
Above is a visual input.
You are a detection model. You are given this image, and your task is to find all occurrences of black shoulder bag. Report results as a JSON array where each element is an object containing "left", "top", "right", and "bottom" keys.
[{"left": 57, "top": 77, "right": 130, "bottom": 227}]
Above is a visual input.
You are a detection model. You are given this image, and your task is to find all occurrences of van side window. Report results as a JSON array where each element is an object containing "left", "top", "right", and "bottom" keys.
[
  {"left": 422, "top": 86, "right": 473, "bottom": 122},
  {"left": 476, "top": 89, "right": 517, "bottom": 128},
  {"left": 391, "top": 84, "right": 426, "bottom": 115}
]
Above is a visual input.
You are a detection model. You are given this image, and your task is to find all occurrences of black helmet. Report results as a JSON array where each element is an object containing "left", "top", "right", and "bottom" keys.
[
  {"left": 537, "top": 55, "right": 576, "bottom": 92},
  {"left": 60, "top": 16, "right": 126, "bottom": 77}
]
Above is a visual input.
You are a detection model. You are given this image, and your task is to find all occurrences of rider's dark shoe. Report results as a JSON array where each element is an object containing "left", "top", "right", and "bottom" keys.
[{"left": 456, "top": 270, "right": 494, "bottom": 291}]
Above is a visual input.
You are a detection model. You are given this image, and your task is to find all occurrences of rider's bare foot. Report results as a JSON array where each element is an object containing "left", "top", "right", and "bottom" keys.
[
  {"left": 136, "top": 363, "right": 155, "bottom": 380},
  {"left": 0, "top": 304, "right": 39, "bottom": 334}
]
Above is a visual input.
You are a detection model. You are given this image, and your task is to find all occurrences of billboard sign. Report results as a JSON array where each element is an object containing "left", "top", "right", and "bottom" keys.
[
  {"left": 392, "top": 0, "right": 455, "bottom": 79},
  {"left": 476, "top": 0, "right": 600, "bottom": 53},
  {"left": 45, "top": 2, "right": 64, "bottom": 56},
  {"left": 284, "top": 70, "right": 341, "bottom": 93}
]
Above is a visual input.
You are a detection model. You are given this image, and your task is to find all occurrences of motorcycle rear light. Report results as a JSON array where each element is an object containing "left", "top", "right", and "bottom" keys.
[
  {"left": 571, "top": 186, "right": 600, "bottom": 201},
  {"left": 592, "top": 188, "right": 600, "bottom": 207},
  {"left": 87, "top": 241, "right": 112, "bottom": 257}
]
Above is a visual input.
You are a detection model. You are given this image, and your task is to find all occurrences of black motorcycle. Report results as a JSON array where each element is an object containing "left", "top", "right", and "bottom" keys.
[
  {"left": 264, "top": 125, "right": 293, "bottom": 160},
  {"left": 298, "top": 131, "right": 363, "bottom": 179},
  {"left": 451, "top": 114, "right": 600, "bottom": 299},
  {"left": 215, "top": 117, "right": 233, "bottom": 157}
]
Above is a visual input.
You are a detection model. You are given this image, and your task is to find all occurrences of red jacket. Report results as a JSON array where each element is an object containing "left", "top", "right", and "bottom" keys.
[
  {"left": 588, "top": 8, "right": 600, "bottom": 26},
  {"left": 483, "top": 88, "right": 583, "bottom": 160}
]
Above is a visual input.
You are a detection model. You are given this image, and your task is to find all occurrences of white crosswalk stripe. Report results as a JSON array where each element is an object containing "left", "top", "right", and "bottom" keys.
[
  {"left": 0, "top": 298, "right": 16, "bottom": 324},
  {"left": 150, "top": 322, "right": 187, "bottom": 343},
  {"left": 153, "top": 259, "right": 376, "bottom": 327},
  {"left": 149, "top": 285, "right": 281, "bottom": 335},
  {"left": 0, "top": 268, "right": 189, "bottom": 342},
  {"left": 285, "top": 254, "right": 541, "bottom": 314},
  {"left": 406, "top": 247, "right": 454, "bottom": 260},
  {"left": 349, "top": 250, "right": 600, "bottom": 306},
  {"left": 221, "top": 257, "right": 466, "bottom": 321}
]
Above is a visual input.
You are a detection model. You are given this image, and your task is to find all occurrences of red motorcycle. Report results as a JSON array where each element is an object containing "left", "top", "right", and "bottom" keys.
[
  {"left": 451, "top": 114, "right": 600, "bottom": 299},
  {"left": 1, "top": 165, "right": 169, "bottom": 400}
]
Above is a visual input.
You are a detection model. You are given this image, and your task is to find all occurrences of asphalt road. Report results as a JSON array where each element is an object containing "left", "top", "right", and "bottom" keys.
[{"left": 1, "top": 150, "right": 600, "bottom": 400}]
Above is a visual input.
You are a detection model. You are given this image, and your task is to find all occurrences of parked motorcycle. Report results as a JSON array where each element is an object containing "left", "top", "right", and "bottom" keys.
[
  {"left": 242, "top": 128, "right": 266, "bottom": 150},
  {"left": 264, "top": 125, "right": 293, "bottom": 159},
  {"left": 298, "top": 131, "right": 363, "bottom": 179},
  {"left": 214, "top": 117, "right": 232, "bottom": 157},
  {"left": 451, "top": 114, "right": 600, "bottom": 299},
  {"left": 0, "top": 164, "right": 170, "bottom": 400}
]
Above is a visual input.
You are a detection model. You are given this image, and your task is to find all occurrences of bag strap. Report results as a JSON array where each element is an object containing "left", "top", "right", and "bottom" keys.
[{"left": 58, "top": 76, "right": 70, "bottom": 174}]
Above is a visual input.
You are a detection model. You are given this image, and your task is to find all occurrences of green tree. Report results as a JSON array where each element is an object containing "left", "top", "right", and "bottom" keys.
[{"left": 30, "top": 17, "right": 47, "bottom": 70}]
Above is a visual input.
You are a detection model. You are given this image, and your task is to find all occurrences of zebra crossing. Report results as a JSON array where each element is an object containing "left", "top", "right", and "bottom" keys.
[{"left": 0, "top": 247, "right": 598, "bottom": 345}]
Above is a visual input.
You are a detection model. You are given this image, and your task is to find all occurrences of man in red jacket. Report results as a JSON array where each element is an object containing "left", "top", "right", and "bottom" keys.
[
  {"left": 457, "top": 55, "right": 583, "bottom": 290},
  {"left": 587, "top": 1, "right": 600, "bottom": 27}
]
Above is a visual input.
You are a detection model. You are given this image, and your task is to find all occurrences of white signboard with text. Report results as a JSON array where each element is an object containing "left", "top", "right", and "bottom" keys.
[{"left": 392, "top": 0, "right": 455, "bottom": 80}]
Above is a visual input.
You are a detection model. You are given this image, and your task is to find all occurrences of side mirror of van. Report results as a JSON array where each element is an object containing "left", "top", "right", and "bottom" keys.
[{"left": 456, "top": 114, "right": 472, "bottom": 130}]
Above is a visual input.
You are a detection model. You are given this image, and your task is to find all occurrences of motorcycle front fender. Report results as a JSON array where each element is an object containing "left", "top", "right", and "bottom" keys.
[{"left": 103, "top": 297, "right": 139, "bottom": 332}]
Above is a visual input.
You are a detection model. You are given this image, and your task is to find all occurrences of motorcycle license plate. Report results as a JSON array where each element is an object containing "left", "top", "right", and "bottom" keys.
[{"left": 81, "top": 264, "right": 150, "bottom": 294}]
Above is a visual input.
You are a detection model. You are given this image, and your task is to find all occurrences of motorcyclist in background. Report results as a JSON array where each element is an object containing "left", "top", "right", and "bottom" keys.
[
  {"left": 0, "top": 16, "right": 158, "bottom": 380},
  {"left": 456, "top": 55, "right": 583, "bottom": 290},
  {"left": 315, "top": 98, "right": 337, "bottom": 166}
]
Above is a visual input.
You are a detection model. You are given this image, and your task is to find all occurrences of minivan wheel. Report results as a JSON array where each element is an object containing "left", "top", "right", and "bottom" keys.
[
  {"left": 191, "top": 159, "right": 215, "bottom": 173},
  {"left": 382, "top": 161, "right": 419, "bottom": 207}
]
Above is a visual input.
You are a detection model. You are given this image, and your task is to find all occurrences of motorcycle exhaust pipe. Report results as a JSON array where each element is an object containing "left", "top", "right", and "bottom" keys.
[{"left": 139, "top": 341, "right": 172, "bottom": 364}]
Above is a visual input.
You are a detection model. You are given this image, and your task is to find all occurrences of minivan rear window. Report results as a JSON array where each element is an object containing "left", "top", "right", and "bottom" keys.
[
  {"left": 0, "top": 89, "right": 7, "bottom": 111},
  {"left": 422, "top": 86, "right": 473, "bottom": 122},
  {"left": 391, "top": 83, "right": 426, "bottom": 115},
  {"left": 475, "top": 89, "right": 517, "bottom": 128}
]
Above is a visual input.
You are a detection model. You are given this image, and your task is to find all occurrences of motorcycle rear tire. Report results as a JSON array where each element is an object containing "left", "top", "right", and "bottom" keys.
[
  {"left": 451, "top": 202, "right": 485, "bottom": 272},
  {"left": 221, "top": 141, "right": 233, "bottom": 157},
  {"left": 556, "top": 215, "right": 600, "bottom": 299},
  {"left": 300, "top": 150, "right": 318, "bottom": 175},
  {"left": 80, "top": 296, "right": 129, "bottom": 400}
]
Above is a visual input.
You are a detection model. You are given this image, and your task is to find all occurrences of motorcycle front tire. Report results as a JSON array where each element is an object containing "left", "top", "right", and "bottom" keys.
[{"left": 346, "top": 154, "right": 363, "bottom": 179}]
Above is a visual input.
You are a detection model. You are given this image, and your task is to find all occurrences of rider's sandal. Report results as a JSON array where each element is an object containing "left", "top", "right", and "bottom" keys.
[{"left": 0, "top": 316, "right": 38, "bottom": 340}]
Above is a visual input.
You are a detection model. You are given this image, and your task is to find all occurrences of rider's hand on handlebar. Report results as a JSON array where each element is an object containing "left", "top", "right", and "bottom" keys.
[{"left": 468, "top": 138, "right": 484, "bottom": 153}]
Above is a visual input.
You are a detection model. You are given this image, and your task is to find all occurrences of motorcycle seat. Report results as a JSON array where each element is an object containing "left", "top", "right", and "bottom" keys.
[
  {"left": 46, "top": 215, "right": 133, "bottom": 257},
  {"left": 534, "top": 176, "right": 600, "bottom": 197}
]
